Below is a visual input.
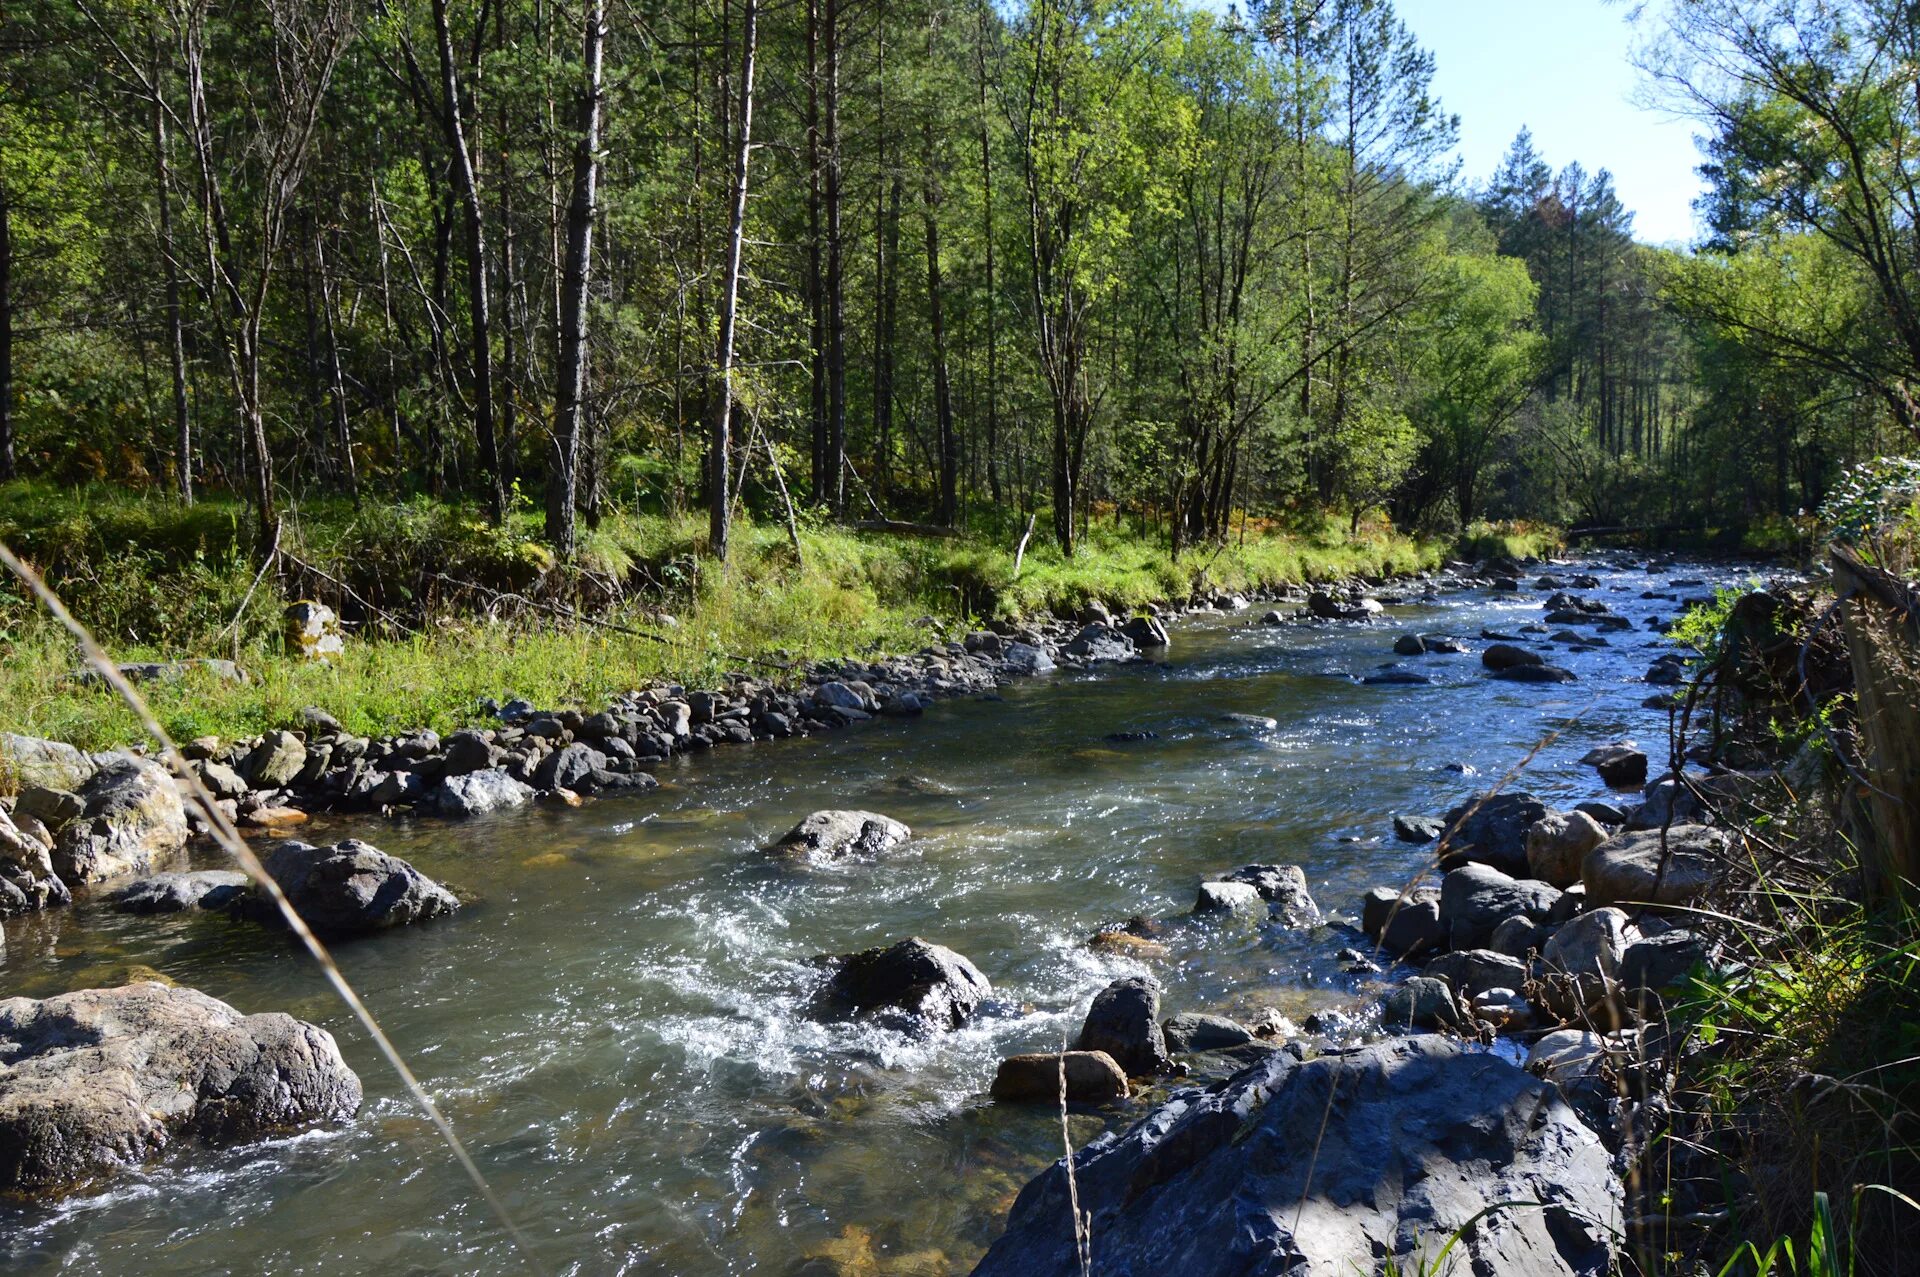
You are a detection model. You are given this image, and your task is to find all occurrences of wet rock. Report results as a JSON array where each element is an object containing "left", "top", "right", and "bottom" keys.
[
  {"left": 1422, "top": 949, "right": 1529, "bottom": 1003},
  {"left": 1582, "top": 744, "right": 1649, "bottom": 788},
  {"left": 1382, "top": 976, "right": 1460, "bottom": 1030},
  {"left": 1307, "top": 592, "right": 1383, "bottom": 621},
  {"left": 1120, "top": 615, "right": 1170, "bottom": 648},
  {"left": 0, "top": 807, "right": 70, "bottom": 917},
  {"left": 1258, "top": 609, "right": 1286, "bottom": 625},
  {"left": 1480, "top": 642, "right": 1543, "bottom": 671},
  {"left": 1075, "top": 975, "right": 1172, "bottom": 1077},
  {"left": 52, "top": 756, "right": 189, "bottom": 885},
  {"left": 1575, "top": 800, "right": 1628, "bottom": 827},
  {"left": 283, "top": 600, "right": 345, "bottom": 661},
  {"left": 1582, "top": 825, "right": 1729, "bottom": 908},
  {"left": 773, "top": 810, "right": 911, "bottom": 862},
  {"left": 0, "top": 733, "right": 98, "bottom": 792},
  {"left": 110, "top": 870, "right": 250, "bottom": 914},
  {"left": 0, "top": 982, "right": 361, "bottom": 1194},
  {"left": 1489, "top": 913, "right": 1547, "bottom": 958},
  {"left": 241, "top": 839, "right": 459, "bottom": 935},
  {"left": 1440, "top": 791, "right": 1548, "bottom": 876},
  {"left": 1001, "top": 642, "right": 1057, "bottom": 675},
  {"left": 1492, "top": 663, "right": 1578, "bottom": 684},
  {"left": 1393, "top": 814, "right": 1444, "bottom": 844},
  {"left": 1219, "top": 863, "right": 1320, "bottom": 925},
  {"left": 1193, "top": 880, "right": 1264, "bottom": 916},
  {"left": 428, "top": 768, "right": 535, "bottom": 817},
  {"left": 1361, "top": 885, "right": 1446, "bottom": 958},
  {"left": 1219, "top": 712, "right": 1277, "bottom": 731},
  {"left": 1525, "top": 810, "right": 1610, "bottom": 888},
  {"left": 990, "top": 1051, "right": 1129, "bottom": 1105},
  {"left": 1645, "top": 654, "right": 1688, "bottom": 685},
  {"left": 534, "top": 742, "right": 607, "bottom": 792},
  {"left": 1440, "top": 863, "right": 1561, "bottom": 950},
  {"left": 1363, "top": 669, "right": 1433, "bottom": 686},
  {"left": 244, "top": 730, "right": 308, "bottom": 789},
  {"left": 816, "top": 937, "right": 990, "bottom": 1036},
  {"left": 1064, "top": 623, "right": 1136, "bottom": 663},
  {"left": 1393, "top": 634, "right": 1427, "bottom": 656},
  {"left": 1162, "top": 1012, "right": 1255, "bottom": 1054}
]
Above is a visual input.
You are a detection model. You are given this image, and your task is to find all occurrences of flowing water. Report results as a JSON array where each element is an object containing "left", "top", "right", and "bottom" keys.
[{"left": 0, "top": 557, "right": 1766, "bottom": 1275}]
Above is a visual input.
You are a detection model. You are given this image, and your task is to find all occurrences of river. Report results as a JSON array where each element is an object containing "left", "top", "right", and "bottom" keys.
[{"left": 0, "top": 555, "right": 1760, "bottom": 1274}]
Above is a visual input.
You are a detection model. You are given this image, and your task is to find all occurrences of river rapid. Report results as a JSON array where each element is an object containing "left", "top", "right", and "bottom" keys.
[{"left": 0, "top": 555, "right": 1764, "bottom": 1275}]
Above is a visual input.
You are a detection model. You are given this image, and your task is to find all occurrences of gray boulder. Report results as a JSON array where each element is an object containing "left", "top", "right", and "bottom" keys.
[
  {"left": 991, "top": 1051, "right": 1129, "bottom": 1105},
  {"left": 1361, "top": 886, "right": 1446, "bottom": 958},
  {"left": 1423, "top": 948, "right": 1530, "bottom": 1002},
  {"left": 1120, "top": 615, "right": 1171, "bottom": 648},
  {"left": 1481, "top": 642, "right": 1543, "bottom": 671},
  {"left": 1621, "top": 930, "right": 1708, "bottom": 993},
  {"left": 1075, "top": 975, "right": 1172, "bottom": 1077},
  {"left": 1582, "top": 825, "right": 1729, "bottom": 908},
  {"left": 1161, "top": 1012, "right": 1255, "bottom": 1054},
  {"left": 0, "top": 733, "right": 98, "bottom": 791},
  {"left": 1001, "top": 642, "right": 1057, "bottom": 675},
  {"left": 1218, "top": 863, "right": 1320, "bottom": 925},
  {"left": 1064, "top": 622, "right": 1136, "bottom": 663},
  {"left": 969, "top": 1037, "right": 1620, "bottom": 1277},
  {"left": 0, "top": 983, "right": 361, "bottom": 1194},
  {"left": 0, "top": 807, "right": 70, "bottom": 916},
  {"left": 534, "top": 742, "right": 607, "bottom": 792},
  {"left": 428, "top": 768, "right": 535, "bottom": 817},
  {"left": 1492, "top": 663, "right": 1579, "bottom": 684},
  {"left": 52, "top": 756, "right": 189, "bottom": 885},
  {"left": 1193, "top": 880, "right": 1264, "bottom": 916},
  {"left": 111, "top": 870, "right": 250, "bottom": 914},
  {"left": 243, "top": 839, "right": 459, "bottom": 935},
  {"left": 1382, "top": 976, "right": 1460, "bottom": 1030},
  {"left": 1581, "top": 744, "right": 1649, "bottom": 788},
  {"left": 773, "top": 809, "right": 911, "bottom": 861},
  {"left": 1441, "top": 791, "right": 1549, "bottom": 875},
  {"left": 1526, "top": 810, "right": 1610, "bottom": 888},
  {"left": 815, "top": 937, "right": 990, "bottom": 1036},
  {"left": 1440, "top": 862, "right": 1561, "bottom": 950},
  {"left": 243, "top": 730, "right": 308, "bottom": 789},
  {"left": 1393, "top": 814, "right": 1443, "bottom": 844}
]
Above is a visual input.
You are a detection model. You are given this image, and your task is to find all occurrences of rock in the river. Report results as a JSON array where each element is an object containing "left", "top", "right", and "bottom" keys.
[
  {"left": 0, "top": 733, "right": 98, "bottom": 792},
  {"left": 1120, "top": 615, "right": 1171, "bottom": 649},
  {"left": 990, "top": 1051, "right": 1130, "bottom": 1105},
  {"left": 1440, "top": 791, "right": 1548, "bottom": 875},
  {"left": 815, "top": 937, "right": 990, "bottom": 1036},
  {"left": 1218, "top": 863, "right": 1320, "bottom": 925},
  {"left": 1001, "top": 642, "right": 1057, "bottom": 675},
  {"left": 1193, "top": 880, "right": 1264, "bottom": 916},
  {"left": 1423, "top": 948, "right": 1530, "bottom": 1003},
  {"left": 1382, "top": 976, "right": 1460, "bottom": 1030},
  {"left": 1064, "top": 622, "right": 1136, "bottom": 663},
  {"left": 1393, "top": 814, "right": 1444, "bottom": 844},
  {"left": 968, "top": 1036, "right": 1620, "bottom": 1277},
  {"left": 0, "top": 982, "right": 361, "bottom": 1194},
  {"left": 1440, "top": 862, "right": 1561, "bottom": 950},
  {"left": 1361, "top": 885, "right": 1446, "bottom": 958},
  {"left": 1582, "top": 744, "right": 1649, "bottom": 788},
  {"left": 1362, "top": 669, "right": 1433, "bottom": 686},
  {"left": 1582, "top": 825, "right": 1730, "bottom": 908},
  {"left": 1075, "top": 975, "right": 1172, "bottom": 1077},
  {"left": 1526, "top": 810, "right": 1610, "bottom": 888},
  {"left": 1541, "top": 907, "right": 1634, "bottom": 1018},
  {"left": 52, "top": 756, "right": 189, "bottom": 885},
  {"left": 0, "top": 806, "right": 70, "bottom": 917},
  {"left": 110, "top": 870, "right": 250, "bottom": 914},
  {"left": 1161, "top": 1012, "right": 1255, "bottom": 1054},
  {"left": 242, "top": 839, "right": 459, "bottom": 935},
  {"left": 1480, "top": 642, "right": 1542, "bottom": 671},
  {"left": 772, "top": 809, "right": 911, "bottom": 861},
  {"left": 1492, "top": 663, "right": 1579, "bottom": 683},
  {"left": 427, "top": 768, "right": 536, "bottom": 817},
  {"left": 1307, "top": 592, "right": 1383, "bottom": 622}
]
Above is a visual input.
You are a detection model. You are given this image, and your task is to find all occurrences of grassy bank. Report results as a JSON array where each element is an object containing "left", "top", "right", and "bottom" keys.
[{"left": 0, "top": 482, "right": 1557, "bottom": 754}]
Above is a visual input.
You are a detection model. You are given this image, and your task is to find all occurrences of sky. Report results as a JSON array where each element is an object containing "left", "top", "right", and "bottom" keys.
[{"left": 1393, "top": 0, "right": 1706, "bottom": 246}]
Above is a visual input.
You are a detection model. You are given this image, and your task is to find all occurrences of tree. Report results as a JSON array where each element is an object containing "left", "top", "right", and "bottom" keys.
[{"left": 547, "top": 0, "right": 605, "bottom": 558}]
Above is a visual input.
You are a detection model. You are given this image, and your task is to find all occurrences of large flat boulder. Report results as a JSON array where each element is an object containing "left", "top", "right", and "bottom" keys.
[
  {"left": 52, "top": 756, "right": 189, "bottom": 885},
  {"left": 1582, "top": 825, "right": 1730, "bottom": 908},
  {"left": 242, "top": 839, "right": 459, "bottom": 935},
  {"left": 428, "top": 768, "right": 536, "bottom": 817},
  {"left": 968, "top": 1035, "right": 1621, "bottom": 1277},
  {"left": 813, "top": 937, "right": 989, "bottom": 1036},
  {"left": 110, "top": 870, "right": 251, "bottom": 914},
  {"left": 0, "top": 733, "right": 98, "bottom": 792},
  {"left": 0, "top": 983, "right": 361, "bottom": 1195},
  {"left": 772, "top": 809, "right": 911, "bottom": 861}
]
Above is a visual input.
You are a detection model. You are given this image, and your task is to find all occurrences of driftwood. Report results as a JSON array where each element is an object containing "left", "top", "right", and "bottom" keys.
[
  {"left": 1830, "top": 544, "right": 1920, "bottom": 898},
  {"left": 848, "top": 519, "right": 959, "bottom": 538}
]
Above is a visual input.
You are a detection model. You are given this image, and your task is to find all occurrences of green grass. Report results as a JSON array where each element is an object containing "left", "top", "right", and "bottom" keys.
[{"left": 0, "top": 482, "right": 1551, "bottom": 754}]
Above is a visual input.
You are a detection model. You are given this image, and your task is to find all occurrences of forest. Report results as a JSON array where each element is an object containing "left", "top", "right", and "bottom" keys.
[{"left": 0, "top": 0, "right": 1911, "bottom": 567}]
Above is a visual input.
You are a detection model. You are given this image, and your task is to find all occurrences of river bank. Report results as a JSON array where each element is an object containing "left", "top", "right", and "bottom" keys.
[{"left": 5, "top": 546, "right": 1819, "bottom": 1275}]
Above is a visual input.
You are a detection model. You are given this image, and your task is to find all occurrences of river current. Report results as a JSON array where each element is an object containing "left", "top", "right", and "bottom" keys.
[{"left": 0, "top": 556, "right": 1763, "bottom": 1274}]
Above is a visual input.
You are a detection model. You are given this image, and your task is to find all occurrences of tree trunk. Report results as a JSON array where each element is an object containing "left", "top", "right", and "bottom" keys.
[
  {"left": 313, "top": 223, "right": 357, "bottom": 498},
  {"left": 433, "top": 0, "right": 505, "bottom": 521},
  {"left": 806, "top": 0, "right": 827, "bottom": 502},
  {"left": 0, "top": 175, "right": 13, "bottom": 482},
  {"left": 824, "top": 0, "right": 847, "bottom": 516},
  {"left": 709, "top": 0, "right": 759, "bottom": 562},
  {"left": 921, "top": 124, "right": 957, "bottom": 528},
  {"left": 149, "top": 41, "right": 192, "bottom": 503},
  {"left": 547, "top": 0, "right": 605, "bottom": 557}
]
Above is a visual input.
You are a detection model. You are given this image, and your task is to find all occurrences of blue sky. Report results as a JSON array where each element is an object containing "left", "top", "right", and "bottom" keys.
[{"left": 1395, "top": 0, "right": 1704, "bottom": 245}]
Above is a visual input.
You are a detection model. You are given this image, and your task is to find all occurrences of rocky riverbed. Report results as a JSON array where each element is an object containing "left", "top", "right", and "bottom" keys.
[{"left": 0, "top": 550, "right": 1789, "bottom": 1274}]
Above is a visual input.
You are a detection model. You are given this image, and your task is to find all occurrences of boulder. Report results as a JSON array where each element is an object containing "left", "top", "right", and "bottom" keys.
[
  {"left": 440, "top": 729, "right": 498, "bottom": 777},
  {"left": 1582, "top": 825, "right": 1730, "bottom": 908},
  {"left": 0, "top": 807, "right": 70, "bottom": 917},
  {"left": 1074, "top": 975, "right": 1172, "bottom": 1077},
  {"left": 283, "top": 600, "right": 345, "bottom": 660},
  {"left": 1161, "top": 1012, "right": 1255, "bottom": 1054},
  {"left": 1543, "top": 907, "right": 1633, "bottom": 991},
  {"left": 533, "top": 742, "right": 607, "bottom": 792},
  {"left": 1307, "top": 592, "right": 1383, "bottom": 622},
  {"left": 1362, "top": 886, "right": 1446, "bottom": 958},
  {"left": 772, "top": 810, "right": 911, "bottom": 861},
  {"left": 1064, "top": 623, "right": 1136, "bottom": 663},
  {"left": 110, "top": 870, "right": 250, "bottom": 914},
  {"left": 815, "top": 937, "right": 990, "bottom": 1036},
  {"left": 242, "top": 839, "right": 459, "bottom": 935},
  {"left": 990, "top": 1051, "right": 1129, "bottom": 1105},
  {"left": 1481, "top": 643, "right": 1543, "bottom": 671},
  {"left": 1492, "top": 663, "right": 1579, "bottom": 684},
  {"left": 0, "top": 733, "right": 98, "bottom": 792},
  {"left": 1526, "top": 811, "right": 1610, "bottom": 888},
  {"left": 1423, "top": 948, "right": 1530, "bottom": 1002},
  {"left": 1382, "top": 976, "right": 1460, "bottom": 1030},
  {"left": 193, "top": 760, "right": 249, "bottom": 801},
  {"left": 1120, "top": 616, "right": 1171, "bottom": 649},
  {"left": 1362, "top": 669, "right": 1433, "bottom": 686},
  {"left": 1393, "top": 814, "right": 1444, "bottom": 844},
  {"left": 1575, "top": 800, "right": 1628, "bottom": 827},
  {"left": 1621, "top": 930, "right": 1708, "bottom": 993},
  {"left": 1582, "top": 744, "right": 1649, "bottom": 788},
  {"left": 1193, "top": 880, "right": 1264, "bottom": 916},
  {"left": 1488, "top": 914, "right": 1547, "bottom": 958},
  {"left": 1528, "top": 1028, "right": 1608, "bottom": 1086},
  {"left": 1218, "top": 863, "right": 1320, "bottom": 925},
  {"left": 0, "top": 983, "right": 361, "bottom": 1194},
  {"left": 1440, "top": 791, "right": 1549, "bottom": 876},
  {"left": 1440, "top": 862, "right": 1561, "bottom": 950},
  {"left": 244, "top": 730, "right": 308, "bottom": 790},
  {"left": 52, "top": 756, "right": 189, "bottom": 885},
  {"left": 1001, "top": 642, "right": 1057, "bottom": 675},
  {"left": 1393, "top": 634, "right": 1427, "bottom": 656},
  {"left": 14, "top": 785, "right": 85, "bottom": 831},
  {"left": 427, "top": 769, "right": 535, "bottom": 817},
  {"left": 969, "top": 1037, "right": 1620, "bottom": 1277}
]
